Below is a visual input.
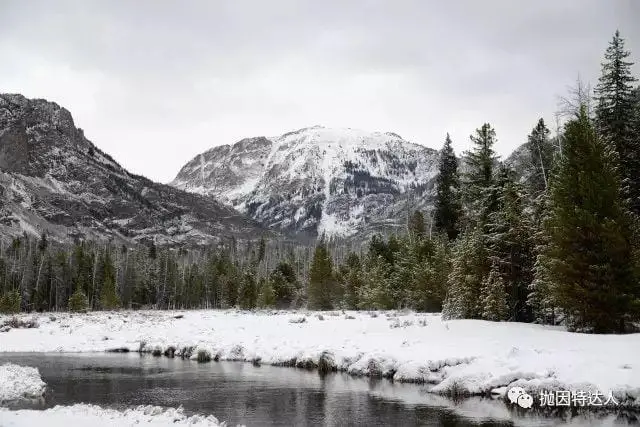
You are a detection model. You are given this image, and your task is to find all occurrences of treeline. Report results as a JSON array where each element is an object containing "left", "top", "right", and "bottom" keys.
[
  {"left": 1, "top": 31, "right": 640, "bottom": 334},
  {"left": 303, "top": 31, "right": 640, "bottom": 333},
  {"left": 0, "top": 235, "right": 319, "bottom": 313},
  {"left": 439, "top": 30, "right": 640, "bottom": 333}
]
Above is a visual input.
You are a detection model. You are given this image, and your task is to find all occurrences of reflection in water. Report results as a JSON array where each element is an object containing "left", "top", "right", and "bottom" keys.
[{"left": 0, "top": 353, "right": 636, "bottom": 427}]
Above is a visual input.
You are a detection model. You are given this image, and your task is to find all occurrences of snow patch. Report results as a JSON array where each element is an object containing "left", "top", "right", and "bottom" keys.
[
  {"left": 0, "top": 404, "right": 225, "bottom": 426},
  {"left": 0, "top": 363, "right": 46, "bottom": 402}
]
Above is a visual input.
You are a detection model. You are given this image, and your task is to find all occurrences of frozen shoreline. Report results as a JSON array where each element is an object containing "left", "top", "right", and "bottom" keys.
[
  {"left": 0, "top": 404, "right": 225, "bottom": 426},
  {"left": 1, "top": 309, "right": 638, "bottom": 407}
]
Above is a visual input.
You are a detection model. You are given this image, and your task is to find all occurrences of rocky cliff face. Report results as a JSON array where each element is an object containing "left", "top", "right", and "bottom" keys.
[
  {"left": 172, "top": 126, "right": 441, "bottom": 239},
  {"left": 0, "top": 94, "right": 271, "bottom": 246}
]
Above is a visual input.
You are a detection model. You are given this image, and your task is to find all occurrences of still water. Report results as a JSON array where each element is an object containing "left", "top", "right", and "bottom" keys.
[{"left": 0, "top": 353, "right": 636, "bottom": 426}]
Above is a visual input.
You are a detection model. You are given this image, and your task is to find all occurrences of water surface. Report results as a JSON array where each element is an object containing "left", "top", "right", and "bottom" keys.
[{"left": 0, "top": 353, "right": 636, "bottom": 426}]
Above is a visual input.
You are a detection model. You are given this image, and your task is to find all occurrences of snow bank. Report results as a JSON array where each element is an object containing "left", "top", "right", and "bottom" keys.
[
  {"left": 1, "top": 310, "right": 638, "bottom": 407},
  {"left": 0, "top": 404, "right": 224, "bottom": 426},
  {"left": 0, "top": 363, "right": 46, "bottom": 402}
]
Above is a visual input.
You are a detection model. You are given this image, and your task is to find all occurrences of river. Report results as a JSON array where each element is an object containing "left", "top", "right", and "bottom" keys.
[{"left": 0, "top": 353, "right": 636, "bottom": 426}]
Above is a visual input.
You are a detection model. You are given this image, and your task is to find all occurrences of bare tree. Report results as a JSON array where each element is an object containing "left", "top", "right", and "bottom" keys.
[{"left": 557, "top": 75, "right": 594, "bottom": 120}]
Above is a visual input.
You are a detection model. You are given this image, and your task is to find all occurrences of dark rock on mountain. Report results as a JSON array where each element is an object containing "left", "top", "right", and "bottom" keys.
[{"left": 0, "top": 94, "right": 271, "bottom": 246}]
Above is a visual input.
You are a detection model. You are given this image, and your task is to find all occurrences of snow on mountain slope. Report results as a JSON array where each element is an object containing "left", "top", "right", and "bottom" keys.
[
  {"left": 172, "top": 126, "right": 440, "bottom": 238},
  {"left": 0, "top": 94, "right": 271, "bottom": 246}
]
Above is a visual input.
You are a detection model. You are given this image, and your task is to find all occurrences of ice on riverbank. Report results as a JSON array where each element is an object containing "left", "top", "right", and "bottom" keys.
[
  {"left": 0, "top": 404, "right": 225, "bottom": 426},
  {"left": 1, "top": 310, "right": 638, "bottom": 407},
  {"left": 0, "top": 363, "right": 46, "bottom": 402}
]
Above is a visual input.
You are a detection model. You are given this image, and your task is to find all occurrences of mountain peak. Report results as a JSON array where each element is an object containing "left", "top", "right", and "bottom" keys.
[
  {"left": 0, "top": 94, "right": 271, "bottom": 245},
  {"left": 172, "top": 126, "right": 439, "bottom": 239}
]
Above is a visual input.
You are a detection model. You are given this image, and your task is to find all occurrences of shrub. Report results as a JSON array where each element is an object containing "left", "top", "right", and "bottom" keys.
[
  {"left": 197, "top": 349, "right": 212, "bottom": 363},
  {"left": 0, "top": 290, "right": 21, "bottom": 314},
  {"left": 68, "top": 289, "right": 89, "bottom": 313},
  {"left": 1, "top": 317, "right": 38, "bottom": 329}
]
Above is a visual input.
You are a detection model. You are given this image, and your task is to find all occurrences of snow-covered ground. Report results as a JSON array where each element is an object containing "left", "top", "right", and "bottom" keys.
[
  {"left": 0, "top": 404, "right": 224, "bottom": 426},
  {"left": 1, "top": 310, "right": 638, "bottom": 407},
  {"left": 0, "top": 363, "right": 46, "bottom": 402}
]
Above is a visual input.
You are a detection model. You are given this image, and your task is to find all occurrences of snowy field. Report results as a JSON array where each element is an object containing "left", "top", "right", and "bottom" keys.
[
  {"left": 0, "top": 404, "right": 224, "bottom": 426},
  {"left": 1, "top": 309, "right": 639, "bottom": 408}
]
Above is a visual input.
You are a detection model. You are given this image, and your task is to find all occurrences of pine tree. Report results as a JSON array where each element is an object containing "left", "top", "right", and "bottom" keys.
[
  {"left": 632, "top": 86, "right": 640, "bottom": 137},
  {"left": 257, "top": 277, "right": 276, "bottom": 308},
  {"left": 412, "top": 236, "right": 449, "bottom": 312},
  {"left": 100, "top": 250, "right": 121, "bottom": 310},
  {"left": 442, "top": 229, "right": 487, "bottom": 319},
  {"left": 308, "top": 239, "right": 335, "bottom": 310},
  {"left": 526, "top": 118, "right": 555, "bottom": 198},
  {"left": 340, "top": 252, "right": 362, "bottom": 309},
  {"left": 239, "top": 271, "right": 258, "bottom": 309},
  {"left": 528, "top": 216, "right": 558, "bottom": 325},
  {"left": 408, "top": 210, "right": 427, "bottom": 240},
  {"left": 463, "top": 124, "right": 499, "bottom": 227},
  {"left": 480, "top": 262, "right": 509, "bottom": 321},
  {"left": 485, "top": 166, "right": 535, "bottom": 322},
  {"left": 595, "top": 30, "right": 639, "bottom": 214},
  {"left": 0, "top": 289, "right": 21, "bottom": 314},
  {"left": 358, "top": 255, "right": 394, "bottom": 310},
  {"left": 541, "top": 105, "right": 640, "bottom": 333},
  {"left": 68, "top": 288, "right": 89, "bottom": 312},
  {"left": 389, "top": 237, "right": 416, "bottom": 308},
  {"left": 434, "top": 134, "right": 462, "bottom": 240},
  {"left": 270, "top": 261, "right": 298, "bottom": 307}
]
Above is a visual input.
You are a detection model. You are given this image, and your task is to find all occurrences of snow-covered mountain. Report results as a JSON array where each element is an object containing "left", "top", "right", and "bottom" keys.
[
  {"left": 0, "top": 94, "right": 271, "bottom": 246},
  {"left": 171, "top": 126, "right": 440, "bottom": 239}
]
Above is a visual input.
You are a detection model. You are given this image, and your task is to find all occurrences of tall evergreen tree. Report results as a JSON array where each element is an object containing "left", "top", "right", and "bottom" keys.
[
  {"left": 100, "top": 249, "right": 120, "bottom": 310},
  {"left": 595, "top": 30, "right": 639, "bottom": 214},
  {"left": 359, "top": 255, "right": 394, "bottom": 310},
  {"left": 485, "top": 166, "right": 535, "bottom": 322},
  {"left": 257, "top": 277, "right": 276, "bottom": 308},
  {"left": 434, "top": 134, "right": 461, "bottom": 240},
  {"left": 528, "top": 212, "right": 557, "bottom": 325},
  {"left": 463, "top": 124, "right": 499, "bottom": 227},
  {"left": 526, "top": 118, "right": 555, "bottom": 198},
  {"left": 411, "top": 236, "right": 449, "bottom": 312},
  {"left": 270, "top": 261, "right": 298, "bottom": 308},
  {"left": 540, "top": 105, "right": 640, "bottom": 333},
  {"left": 442, "top": 229, "right": 487, "bottom": 319},
  {"left": 480, "top": 262, "right": 509, "bottom": 321},
  {"left": 239, "top": 270, "right": 258, "bottom": 309},
  {"left": 308, "top": 239, "right": 335, "bottom": 310},
  {"left": 408, "top": 210, "right": 427, "bottom": 240},
  {"left": 340, "top": 252, "right": 363, "bottom": 310}
]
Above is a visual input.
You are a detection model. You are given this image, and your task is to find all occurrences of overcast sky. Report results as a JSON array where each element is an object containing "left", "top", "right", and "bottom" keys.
[{"left": 2, "top": 1, "right": 639, "bottom": 183}]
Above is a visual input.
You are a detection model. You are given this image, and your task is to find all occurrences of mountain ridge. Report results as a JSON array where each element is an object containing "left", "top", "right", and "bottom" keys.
[
  {"left": 171, "top": 126, "right": 440, "bottom": 239},
  {"left": 0, "top": 93, "right": 272, "bottom": 246}
]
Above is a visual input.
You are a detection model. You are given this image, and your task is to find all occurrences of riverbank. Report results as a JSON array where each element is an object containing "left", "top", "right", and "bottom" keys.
[
  {"left": 0, "top": 404, "right": 224, "bottom": 426},
  {"left": 1, "top": 309, "right": 638, "bottom": 407}
]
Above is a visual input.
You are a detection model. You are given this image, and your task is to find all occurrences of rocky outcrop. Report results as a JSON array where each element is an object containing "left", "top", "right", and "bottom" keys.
[{"left": 0, "top": 94, "right": 271, "bottom": 246}]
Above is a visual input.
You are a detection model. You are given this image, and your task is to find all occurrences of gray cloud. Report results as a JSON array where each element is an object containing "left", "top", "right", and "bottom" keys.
[{"left": 1, "top": 0, "right": 638, "bottom": 182}]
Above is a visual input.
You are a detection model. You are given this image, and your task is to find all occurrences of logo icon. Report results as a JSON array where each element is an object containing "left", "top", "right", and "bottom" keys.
[{"left": 508, "top": 387, "right": 534, "bottom": 408}]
